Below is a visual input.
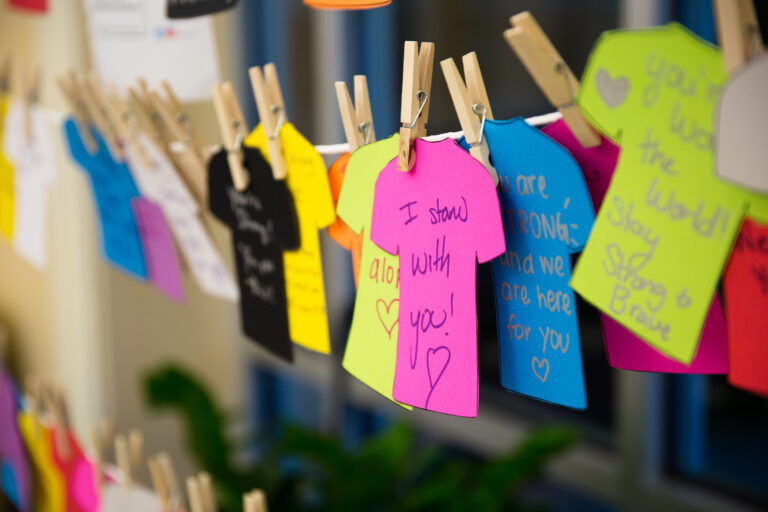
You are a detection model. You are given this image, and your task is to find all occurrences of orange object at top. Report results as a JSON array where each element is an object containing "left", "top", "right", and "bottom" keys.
[
  {"left": 327, "top": 152, "right": 363, "bottom": 286},
  {"left": 304, "top": 0, "right": 391, "bottom": 9}
]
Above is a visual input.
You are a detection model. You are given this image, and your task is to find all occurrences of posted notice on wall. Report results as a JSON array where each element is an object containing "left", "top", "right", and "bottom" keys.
[{"left": 83, "top": 0, "right": 221, "bottom": 101}]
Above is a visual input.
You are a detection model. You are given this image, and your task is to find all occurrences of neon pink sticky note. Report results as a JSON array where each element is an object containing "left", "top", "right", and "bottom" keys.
[
  {"left": 132, "top": 198, "right": 185, "bottom": 302},
  {"left": 49, "top": 429, "right": 99, "bottom": 512},
  {"left": 71, "top": 457, "right": 99, "bottom": 512},
  {"left": 371, "top": 138, "right": 505, "bottom": 417},
  {"left": 543, "top": 119, "right": 728, "bottom": 373}
]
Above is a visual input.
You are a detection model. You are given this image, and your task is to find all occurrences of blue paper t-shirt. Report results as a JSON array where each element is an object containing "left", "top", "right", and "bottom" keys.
[
  {"left": 485, "top": 118, "right": 594, "bottom": 409},
  {"left": 63, "top": 118, "right": 146, "bottom": 279}
]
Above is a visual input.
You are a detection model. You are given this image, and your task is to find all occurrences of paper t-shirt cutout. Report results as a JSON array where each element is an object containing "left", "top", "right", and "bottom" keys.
[
  {"left": 209, "top": 146, "right": 300, "bottom": 361},
  {"left": 18, "top": 413, "right": 65, "bottom": 512},
  {"left": 328, "top": 152, "right": 363, "bottom": 285},
  {"left": 484, "top": 118, "right": 592, "bottom": 409},
  {"left": 2, "top": 100, "right": 57, "bottom": 269},
  {"left": 724, "top": 218, "right": 768, "bottom": 396},
  {"left": 246, "top": 124, "right": 336, "bottom": 354},
  {"left": 371, "top": 138, "right": 505, "bottom": 417},
  {"left": 0, "top": 95, "right": 15, "bottom": 241},
  {"left": 63, "top": 119, "right": 147, "bottom": 279},
  {"left": 49, "top": 429, "right": 98, "bottom": 512},
  {"left": 544, "top": 119, "right": 728, "bottom": 373},
  {"left": 124, "top": 133, "right": 238, "bottom": 301},
  {"left": 336, "top": 135, "right": 409, "bottom": 407},
  {"left": 570, "top": 23, "right": 751, "bottom": 364},
  {"left": 132, "top": 198, "right": 185, "bottom": 301},
  {"left": 716, "top": 53, "right": 768, "bottom": 193},
  {"left": 167, "top": 0, "right": 238, "bottom": 18},
  {"left": 0, "top": 372, "right": 31, "bottom": 511}
]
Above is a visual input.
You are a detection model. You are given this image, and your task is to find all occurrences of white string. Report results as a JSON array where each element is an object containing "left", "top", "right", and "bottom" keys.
[
  {"left": 314, "top": 111, "right": 562, "bottom": 155},
  {"left": 45, "top": 104, "right": 562, "bottom": 156}
]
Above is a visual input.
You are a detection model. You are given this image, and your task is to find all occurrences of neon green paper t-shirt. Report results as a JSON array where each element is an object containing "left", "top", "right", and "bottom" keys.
[
  {"left": 337, "top": 134, "right": 409, "bottom": 408},
  {"left": 571, "top": 24, "right": 761, "bottom": 364}
]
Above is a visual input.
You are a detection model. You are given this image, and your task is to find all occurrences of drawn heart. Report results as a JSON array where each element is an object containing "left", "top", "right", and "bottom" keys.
[
  {"left": 375, "top": 298, "right": 399, "bottom": 338},
  {"left": 595, "top": 69, "right": 630, "bottom": 108},
  {"left": 532, "top": 357, "right": 550, "bottom": 383},
  {"left": 426, "top": 346, "right": 451, "bottom": 394}
]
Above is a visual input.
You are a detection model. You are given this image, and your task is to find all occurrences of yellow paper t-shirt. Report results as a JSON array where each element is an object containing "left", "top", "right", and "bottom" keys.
[
  {"left": 0, "top": 94, "right": 15, "bottom": 240},
  {"left": 18, "top": 412, "right": 65, "bottom": 512},
  {"left": 246, "top": 123, "right": 335, "bottom": 353}
]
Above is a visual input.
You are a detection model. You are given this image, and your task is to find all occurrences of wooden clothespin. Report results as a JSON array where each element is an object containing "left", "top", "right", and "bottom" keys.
[
  {"left": 75, "top": 71, "right": 123, "bottom": 159},
  {"left": 186, "top": 476, "right": 204, "bottom": 512},
  {"left": 147, "top": 87, "right": 208, "bottom": 205},
  {"left": 127, "top": 86, "right": 166, "bottom": 155},
  {"left": 161, "top": 80, "right": 207, "bottom": 160},
  {"left": 115, "top": 434, "right": 133, "bottom": 488},
  {"left": 335, "top": 75, "right": 376, "bottom": 152},
  {"left": 128, "top": 429, "right": 144, "bottom": 484},
  {"left": 157, "top": 451, "right": 184, "bottom": 511},
  {"left": 0, "top": 54, "right": 10, "bottom": 96},
  {"left": 244, "top": 490, "right": 268, "bottom": 512},
  {"left": 148, "top": 456, "right": 171, "bottom": 510},
  {"left": 248, "top": 63, "right": 288, "bottom": 180},
  {"left": 198, "top": 473, "right": 216, "bottom": 512},
  {"left": 51, "top": 385, "right": 72, "bottom": 462},
  {"left": 56, "top": 70, "right": 97, "bottom": 153},
  {"left": 20, "top": 63, "right": 40, "bottom": 142},
  {"left": 504, "top": 11, "right": 600, "bottom": 148},
  {"left": 212, "top": 81, "right": 250, "bottom": 190},
  {"left": 398, "top": 41, "right": 434, "bottom": 171},
  {"left": 441, "top": 52, "right": 499, "bottom": 184},
  {"left": 714, "top": 0, "right": 764, "bottom": 74},
  {"left": 106, "top": 84, "right": 152, "bottom": 168}
]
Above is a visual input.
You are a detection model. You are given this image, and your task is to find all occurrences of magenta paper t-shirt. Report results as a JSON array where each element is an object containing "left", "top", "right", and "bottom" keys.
[
  {"left": 543, "top": 119, "right": 727, "bottom": 373},
  {"left": 371, "top": 138, "right": 505, "bottom": 417}
]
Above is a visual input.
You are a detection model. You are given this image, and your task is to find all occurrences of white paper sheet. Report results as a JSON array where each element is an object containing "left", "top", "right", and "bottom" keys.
[
  {"left": 125, "top": 134, "right": 238, "bottom": 301},
  {"left": 2, "top": 101, "right": 57, "bottom": 269},
  {"left": 83, "top": 0, "right": 221, "bottom": 101}
]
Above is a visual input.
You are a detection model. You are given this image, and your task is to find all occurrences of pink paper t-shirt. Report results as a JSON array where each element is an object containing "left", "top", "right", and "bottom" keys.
[
  {"left": 543, "top": 119, "right": 727, "bottom": 373},
  {"left": 371, "top": 138, "right": 505, "bottom": 417}
]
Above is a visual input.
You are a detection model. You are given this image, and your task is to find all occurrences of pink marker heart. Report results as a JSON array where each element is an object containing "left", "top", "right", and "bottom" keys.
[
  {"left": 532, "top": 357, "right": 550, "bottom": 382},
  {"left": 375, "top": 298, "right": 399, "bottom": 338},
  {"left": 425, "top": 346, "right": 451, "bottom": 408}
]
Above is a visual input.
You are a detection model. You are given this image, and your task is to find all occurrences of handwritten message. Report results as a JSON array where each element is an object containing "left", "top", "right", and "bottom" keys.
[
  {"left": 247, "top": 123, "right": 336, "bottom": 354},
  {"left": 208, "top": 146, "right": 300, "bottom": 361},
  {"left": 483, "top": 119, "right": 592, "bottom": 409},
  {"left": 335, "top": 135, "right": 411, "bottom": 406},
  {"left": 544, "top": 119, "right": 728, "bottom": 373},
  {"left": 371, "top": 138, "right": 504, "bottom": 417},
  {"left": 571, "top": 24, "right": 748, "bottom": 363},
  {"left": 125, "top": 134, "right": 239, "bottom": 301}
]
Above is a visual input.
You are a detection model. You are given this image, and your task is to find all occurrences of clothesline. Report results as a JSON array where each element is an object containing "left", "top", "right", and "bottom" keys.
[
  {"left": 42, "top": 103, "right": 562, "bottom": 156},
  {"left": 312, "top": 111, "right": 562, "bottom": 154}
]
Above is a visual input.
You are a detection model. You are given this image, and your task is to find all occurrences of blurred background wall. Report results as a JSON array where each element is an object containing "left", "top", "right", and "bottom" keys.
[{"left": 1, "top": 1, "right": 767, "bottom": 511}]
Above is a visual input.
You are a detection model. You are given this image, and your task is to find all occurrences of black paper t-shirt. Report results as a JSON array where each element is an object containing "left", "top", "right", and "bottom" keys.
[{"left": 208, "top": 147, "right": 300, "bottom": 361}]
